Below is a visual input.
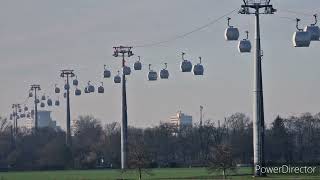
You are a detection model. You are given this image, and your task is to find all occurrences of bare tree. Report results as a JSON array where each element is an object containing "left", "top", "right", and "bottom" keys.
[
  {"left": 208, "top": 144, "right": 237, "bottom": 179},
  {"left": 0, "top": 116, "right": 9, "bottom": 133},
  {"left": 128, "top": 128, "right": 152, "bottom": 180}
]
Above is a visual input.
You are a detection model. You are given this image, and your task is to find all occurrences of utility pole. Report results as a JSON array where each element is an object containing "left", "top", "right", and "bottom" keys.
[
  {"left": 113, "top": 46, "right": 134, "bottom": 170},
  {"left": 239, "top": 0, "right": 276, "bottom": 177},
  {"left": 11, "top": 104, "right": 20, "bottom": 136},
  {"left": 30, "top": 85, "right": 41, "bottom": 132},
  {"left": 60, "top": 70, "right": 75, "bottom": 147}
]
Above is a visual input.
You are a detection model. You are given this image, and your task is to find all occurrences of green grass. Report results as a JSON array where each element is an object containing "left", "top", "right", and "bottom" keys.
[{"left": 0, "top": 167, "right": 318, "bottom": 180}]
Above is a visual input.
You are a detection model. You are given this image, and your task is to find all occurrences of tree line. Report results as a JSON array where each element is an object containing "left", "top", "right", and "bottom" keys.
[{"left": 0, "top": 112, "right": 319, "bottom": 171}]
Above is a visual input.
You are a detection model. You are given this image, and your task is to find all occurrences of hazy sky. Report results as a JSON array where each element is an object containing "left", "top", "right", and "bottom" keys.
[{"left": 1, "top": 0, "right": 320, "bottom": 129}]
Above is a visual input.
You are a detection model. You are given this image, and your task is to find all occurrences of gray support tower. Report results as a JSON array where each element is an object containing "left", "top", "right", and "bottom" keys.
[
  {"left": 239, "top": 0, "right": 276, "bottom": 176},
  {"left": 113, "top": 46, "right": 134, "bottom": 170},
  {"left": 60, "top": 70, "right": 75, "bottom": 147}
]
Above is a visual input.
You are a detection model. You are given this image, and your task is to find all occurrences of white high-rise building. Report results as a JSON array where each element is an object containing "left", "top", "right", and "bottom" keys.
[{"left": 169, "top": 111, "right": 192, "bottom": 128}]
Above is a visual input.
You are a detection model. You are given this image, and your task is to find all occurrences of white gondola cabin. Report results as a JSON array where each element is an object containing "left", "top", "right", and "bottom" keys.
[{"left": 40, "top": 102, "right": 45, "bottom": 108}]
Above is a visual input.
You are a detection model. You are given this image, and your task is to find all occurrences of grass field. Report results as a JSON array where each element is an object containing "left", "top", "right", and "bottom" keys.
[{"left": 0, "top": 167, "right": 319, "bottom": 180}]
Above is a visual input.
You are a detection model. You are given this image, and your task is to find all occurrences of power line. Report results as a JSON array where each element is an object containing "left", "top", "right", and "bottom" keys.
[
  {"left": 280, "top": 9, "right": 313, "bottom": 17},
  {"left": 134, "top": 8, "right": 238, "bottom": 48}
]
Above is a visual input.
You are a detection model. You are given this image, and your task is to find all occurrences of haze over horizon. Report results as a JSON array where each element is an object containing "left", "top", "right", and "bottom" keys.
[{"left": 1, "top": 0, "right": 320, "bottom": 129}]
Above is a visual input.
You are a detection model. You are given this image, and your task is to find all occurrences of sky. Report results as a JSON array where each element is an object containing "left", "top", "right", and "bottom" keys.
[{"left": 1, "top": 0, "right": 320, "bottom": 129}]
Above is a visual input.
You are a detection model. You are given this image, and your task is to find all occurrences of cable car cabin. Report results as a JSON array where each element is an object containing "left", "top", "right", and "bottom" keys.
[
  {"left": 88, "top": 85, "right": 95, "bottom": 93},
  {"left": 114, "top": 75, "right": 121, "bottom": 84},
  {"left": 134, "top": 56, "right": 142, "bottom": 70},
  {"left": 84, "top": 87, "right": 90, "bottom": 93},
  {"left": 193, "top": 57, "right": 204, "bottom": 75},
  {"left": 238, "top": 39, "right": 251, "bottom": 53},
  {"left": 304, "top": 25, "right": 320, "bottom": 41},
  {"left": 40, "top": 102, "right": 45, "bottom": 108},
  {"left": 225, "top": 17, "right": 239, "bottom": 41},
  {"left": 47, "top": 99, "right": 52, "bottom": 106},
  {"left": 148, "top": 64, "right": 158, "bottom": 81},
  {"left": 75, "top": 88, "right": 81, "bottom": 96},
  {"left": 64, "top": 84, "right": 70, "bottom": 90},
  {"left": 148, "top": 71, "right": 157, "bottom": 81},
  {"left": 225, "top": 27, "right": 240, "bottom": 41},
  {"left": 98, "top": 86, "right": 104, "bottom": 93},
  {"left": 293, "top": 18, "right": 311, "bottom": 47},
  {"left": 180, "top": 52, "right": 192, "bottom": 72},
  {"left": 98, "top": 82, "right": 104, "bottom": 93},
  {"left": 55, "top": 100, "right": 60, "bottom": 106},
  {"left": 293, "top": 31, "right": 311, "bottom": 47},
  {"left": 160, "top": 63, "right": 169, "bottom": 79},
  {"left": 304, "top": 14, "right": 320, "bottom": 41},
  {"left": 134, "top": 61, "right": 142, "bottom": 70},
  {"left": 73, "top": 78, "right": 78, "bottom": 86},
  {"left": 29, "top": 92, "right": 33, "bottom": 97},
  {"left": 41, "top": 95, "right": 46, "bottom": 101},
  {"left": 238, "top": 31, "right": 251, "bottom": 53},
  {"left": 104, "top": 65, "right": 111, "bottom": 78},
  {"left": 55, "top": 86, "right": 60, "bottom": 94},
  {"left": 123, "top": 66, "right": 131, "bottom": 75}
]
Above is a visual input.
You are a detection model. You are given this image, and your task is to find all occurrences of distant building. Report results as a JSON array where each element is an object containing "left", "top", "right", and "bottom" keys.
[
  {"left": 36, "top": 110, "right": 61, "bottom": 130},
  {"left": 169, "top": 111, "right": 193, "bottom": 128}
]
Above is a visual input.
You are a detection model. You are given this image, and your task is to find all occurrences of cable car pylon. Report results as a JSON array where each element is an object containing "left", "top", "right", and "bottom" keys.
[
  {"left": 239, "top": 0, "right": 276, "bottom": 177},
  {"left": 112, "top": 46, "right": 133, "bottom": 170},
  {"left": 60, "top": 69, "right": 75, "bottom": 147},
  {"left": 30, "top": 84, "right": 41, "bottom": 132}
]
